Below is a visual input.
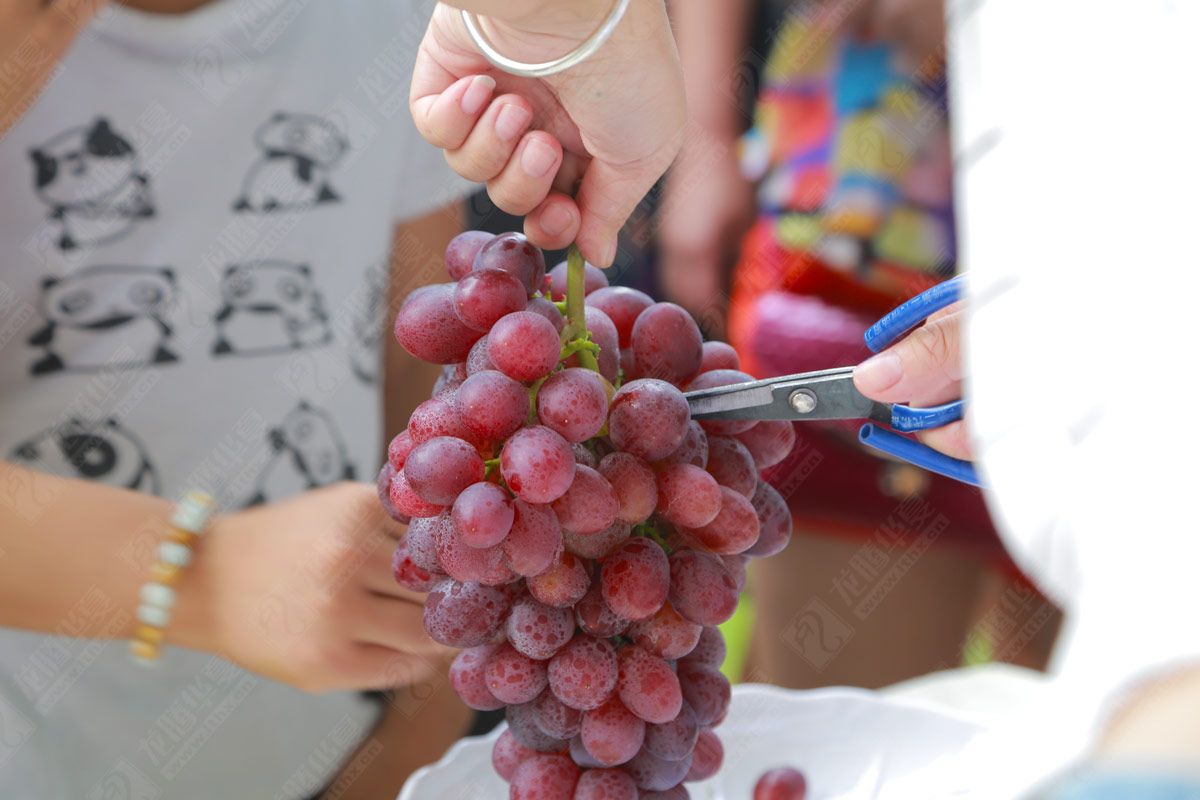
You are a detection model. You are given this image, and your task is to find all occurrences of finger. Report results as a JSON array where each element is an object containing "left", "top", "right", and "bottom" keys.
[
  {"left": 485, "top": 130, "right": 563, "bottom": 214},
  {"left": 411, "top": 72, "right": 497, "bottom": 151},
  {"left": 445, "top": 94, "right": 533, "bottom": 182},
  {"left": 916, "top": 420, "right": 973, "bottom": 461},
  {"left": 39, "top": 0, "right": 109, "bottom": 37},
  {"left": 524, "top": 191, "right": 581, "bottom": 252},
  {"left": 853, "top": 310, "right": 964, "bottom": 404},
  {"left": 340, "top": 644, "right": 443, "bottom": 690},
  {"left": 575, "top": 159, "right": 659, "bottom": 268},
  {"left": 351, "top": 592, "right": 446, "bottom": 656}
]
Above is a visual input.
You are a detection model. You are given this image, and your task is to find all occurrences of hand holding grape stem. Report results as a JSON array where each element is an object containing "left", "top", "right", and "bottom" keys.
[{"left": 410, "top": 0, "right": 686, "bottom": 268}]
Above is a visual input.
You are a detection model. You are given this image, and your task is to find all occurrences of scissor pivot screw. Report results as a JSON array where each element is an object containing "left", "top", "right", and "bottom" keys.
[{"left": 789, "top": 389, "right": 817, "bottom": 414}]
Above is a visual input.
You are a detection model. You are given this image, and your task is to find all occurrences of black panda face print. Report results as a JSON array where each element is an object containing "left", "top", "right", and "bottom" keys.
[
  {"left": 242, "top": 400, "right": 355, "bottom": 506},
  {"left": 27, "top": 265, "right": 179, "bottom": 375},
  {"left": 9, "top": 418, "right": 158, "bottom": 494},
  {"left": 28, "top": 118, "right": 155, "bottom": 251},
  {"left": 232, "top": 112, "right": 348, "bottom": 213},
  {"left": 212, "top": 260, "right": 332, "bottom": 356}
]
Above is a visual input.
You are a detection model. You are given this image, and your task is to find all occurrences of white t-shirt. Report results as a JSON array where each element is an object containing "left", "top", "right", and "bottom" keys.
[
  {"left": 0, "top": 0, "right": 468, "bottom": 796},
  {"left": 948, "top": 0, "right": 1200, "bottom": 792}
]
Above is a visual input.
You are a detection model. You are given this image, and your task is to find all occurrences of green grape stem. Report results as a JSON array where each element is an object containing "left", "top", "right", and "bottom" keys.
[{"left": 560, "top": 244, "right": 600, "bottom": 373}]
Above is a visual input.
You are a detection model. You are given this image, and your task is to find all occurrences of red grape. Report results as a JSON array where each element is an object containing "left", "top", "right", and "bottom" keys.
[
  {"left": 473, "top": 232, "right": 546, "bottom": 297},
  {"left": 547, "top": 259, "right": 609, "bottom": 300},
  {"left": 623, "top": 747, "right": 692, "bottom": 792},
  {"left": 533, "top": 688, "right": 584, "bottom": 740},
  {"left": 585, "top": 286, "right": 653, "bottom": 348},
  {"left": 643, "top": 702, "right": 699, "bottom": 761},
  {"left": 583, "top": 306, "right": 621, "bottom": 384},
  {"left": 446, "top": 230, "right": 493, "bottom": 281},
  {"left": 455, "top": 370, "right": 531, "bottom": 441},
  {"left": 597, "top": 453, "right": 657, "bottom": 525},
  {"left": 627, "top": 604, "right": 701, "bottom": 660},
  {"left": 581, "top": 698, "right": 646, "bottom": 766},
  {"left": 676, "top": 663, "right": 730, "bottom": 727},
  {"left": 744, "top": 480, "right": 792, "bottom": 558},
  {"left": 454, "top": 267, "right": 528, "bottom": 331},
  {"left": 564, "top": 521, "right": 630, "bottom": 560},
  {"left": 684, "top": 729, "right": 722, "bottom": 782},
  {"left": 574, "top": 582, "right": 633, "bottom": 638},
  {"left": 466, "top": 334, "right": 497, "bottom": 375},
  {"left": 503, "top": 500, "right": 564, "bottom": 577},
  {"left": 404, "top": 514, "right": 443, "bottom": 572},
  {"left": 404, "top": 436, "right": 485, "bottom": 506},
  {"left": 548, "top": 635, "right": 618, "bottom": 711},
  {"left": 570, "top": 442, "right": 599, "bottom": 469},
  {"left": 485, "top": 641, "right": 549, "bottom": 705},
  {"left": 526, "top": 295, "right": 566, "bottom": 333},
  {"left": 681, "top": 627, "right": 726, "bottom": 670},
  {"left": 510, "top": 754, "right": 581, "bottom": 800},
  {"left": 704, "top": 436, "right": 757, "bottom": 499},
  {"left": 659, "top": 420, "right": 708, "bottom": 468},
  {"left": 617, "top": 645, "right": 682, "bottom": 724},
  {"left": 607, "top": 379, "right": 690, "bottom": 461},
  {"left": 408, "top": 396, "right": 476, "bottom": 445},
  {"left": 655, "top": 464, "right": 721, "bottom": 529},
  {"left": 551, "top": 465, "right": 620, "bottom": 536},
  {"left": 600, "top": 538, "right": 669, "bottom": 621},
  {"left": 537, "top": 368, "right": 609, "bottom": 443},
  {"left": 387, "top": 430, "right": 414, "bottom": 471},
  {"left": 388, "top": 469, "right": 443, "bottom": 518},
  {"left": 722, "top": 554, "right": 749, "bottom": 594},
  {"left": 494, "top": 728, "right": 538, "bottom": 781},
  {"left": 684, "top": 370, "right": 758, "bottom": 435},
  {"left": 682, "top": 487, "right": 759, "bottom": 555},
  {"left": 507, "top": 595, "right": 576, "bottom": 660},
  {"left": 639, "top": 787, "right": 690, "bottom": 800},
  {"left": 668, "top": 549, "right": 739, "bottom": 626},
  {"left": 630, "top": 302, "right": 703, "bottom": 386},
  {"left": 502, "top": 426, "right": 577, "bottom": 504},
  {"left": 699, "top": 341, "right": 740, "bottom": 373},
  {"left": 436, "top": 519, "right": 503, "bottom": 582},
  {"left": 394, "top": 283, "right": 483, "bottom": 364},
  {"left": 508, "top": 701, "right": 571, "bottom": 753},
  {"left": 489, "top": 311, "right": 562, "bottom": 382},
  {"left": 377, "top": 463, "right": 407, "bottom": 523},
  {"left": 571, "top": 767, "right": 637, "bottom": 800},
  {"left": 450, "top": 643, "right": 505, "bottom": 711},
  {"left": 481, "top": 556, "right": 519, "bottom": 587},
  {"left": 734, "top": 421, "right": 796, "bottom": 470},
  {"left": 753, "top": 767, "right": 808, "bottom": 800},
  {"left": 528, "top": 552, "right": 591, "bottom": 608},
  {"left": 391, "top": 540, "right": 441, "bottom": 592},
  {"left": 452, "top": 481, "right": 515, "bottom": 548},
  {"left": 423, "top": 579, "right": 511, "bottom": 647},
  {"left": 570, "top": 735, "right": 605, "bottom": 769}
]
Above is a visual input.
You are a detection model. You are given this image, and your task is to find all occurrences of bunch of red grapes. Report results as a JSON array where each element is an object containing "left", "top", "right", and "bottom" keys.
[{"left": 381, "top": 231, "right": 797, "bottom": 800}]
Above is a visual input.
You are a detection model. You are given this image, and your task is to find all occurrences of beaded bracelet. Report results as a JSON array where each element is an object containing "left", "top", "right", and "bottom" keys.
[{"left": 129, "top": 490, "right": 215, "bottom": 666}]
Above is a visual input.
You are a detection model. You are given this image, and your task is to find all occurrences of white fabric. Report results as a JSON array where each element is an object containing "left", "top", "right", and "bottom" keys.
[
  {"left": 948, "top": 0, "right": 1200, "bottom": 792},
  {"left": 0, "top": 0, "right": 469, "bottom": 797}
]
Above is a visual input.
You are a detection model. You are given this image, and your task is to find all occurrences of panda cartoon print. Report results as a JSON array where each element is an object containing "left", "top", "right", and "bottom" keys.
[
  {"left": 9, "top": 418, "right": 158, "bottom": 493},
  {"left": 29, "top": 118, "right": 155, "bottom": 251},
  {"left": 212, "top": 260, "right": 332, "bottom": 356},
  {"left": 27, "top": 265, "right": 178, "bottom": 375},
  {"left": 243, "top": 401, "right": 355, "bottom": 506},
  {"left": 232, "top": 112, "right": 348, "bottom": 213}
]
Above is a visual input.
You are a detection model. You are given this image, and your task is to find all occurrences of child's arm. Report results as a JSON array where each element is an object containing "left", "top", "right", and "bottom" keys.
[
  {"left": 1, "top": 0, "right": 108, "bottom": 137},
  {"left": 0, "top": 461, "right": 450, "bottom": 692}
]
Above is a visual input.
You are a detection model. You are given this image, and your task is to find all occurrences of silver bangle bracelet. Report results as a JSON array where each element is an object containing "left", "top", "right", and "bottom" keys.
[{"left": 460, "top": 0, "right": 631, "bottom": 79}]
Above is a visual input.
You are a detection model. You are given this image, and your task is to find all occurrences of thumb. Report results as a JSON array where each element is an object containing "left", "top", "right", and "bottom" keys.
[
  {"left": 572, "top": 158, "right": 659, "bottom": 268},
  {"left": 853, "top": 308, "right": 964, "bottom": 405}
]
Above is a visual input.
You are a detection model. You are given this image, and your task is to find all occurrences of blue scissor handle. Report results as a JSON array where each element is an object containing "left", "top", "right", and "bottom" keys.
[{"left": 860, "top": 276, "right": 981, "bottom": 486}]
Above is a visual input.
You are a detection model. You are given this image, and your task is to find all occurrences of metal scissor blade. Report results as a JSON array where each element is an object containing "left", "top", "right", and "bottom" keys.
[{"left": 685, "top": 366, "right": 893, "bottom": 423}]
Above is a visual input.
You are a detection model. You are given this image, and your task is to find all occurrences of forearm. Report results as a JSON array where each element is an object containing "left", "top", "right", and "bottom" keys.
[{"left": 670, "top": 0, "right": 755, "bottom": 138}]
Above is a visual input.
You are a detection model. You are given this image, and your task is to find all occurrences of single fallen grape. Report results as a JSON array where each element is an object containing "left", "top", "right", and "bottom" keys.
[
  {"left": 473, "top": 231, "right": 547, "bottom": 297},
  {"left": 682, "top": 487, "right": 760, "bottom": 555},
  {"left": 643, "top": 702, "right": 699, "bottom": 761},
  {"left": 503, "top": 500, "right": 565, "bottom": 578},
  {"left": 600, "top": 538, "right": 670, "bottom": 622},
  {"left": 537, "top": 368, "right": 609, "bottom": 443},
  {"left": 489, "top": 311, "right": 563, "bottom": 382},
  {"left": 547, "top": 259, "right": 609, "bottom": 300},
  {"left": 655, "top": 464, "right": 722, "bottom": 529},
  {"left": 623, "top": 746, "right": 692, "bottom": 792},
  {"left": 551, "top": 465, "right": 620, "bottom": 536},
  {"left": 393, "top": 283, "right": 482, "bottom": 364},
  {"left": 451, "top": 481, "right": 514, "bottom": 548},
  {"left": 449, "top": 643, "right": 505, "bottom": 711},
  {"left": 753, "top": 767, "right": 808, "bottom": 800},
  {"left": 484, "top": 641, "right": 549, "bottom": 705},
  {"left": 668, "top": 549, "right": 739, "bottom": 626},
  {"left": 423, "top": 579, "right": 511, "bottom": 648},
  {"left": 585, "top": 286, "right": 653, "bottom": 348},
  {"left": 455, "top": 370, "right": 531, "bottom": 441},
  {"left": 507, "top": 594, "right": 577, "bottom": 660},
  {"left": 704, "top": 436, "right": 757, "bottom": 499},
  {"left": 630, "top": 302, "right": 703, "bottom": 386},
  {"left": 607, "top": 379, "right": 691, "bottom": 462},
  {"left": 548, "top": 635, "right": 618, "bottom": 711},
  {"left": 699, "top": 341, "right": 740, "bottom": 373},
  {"left": 446, "top": 230, "right": 494, "bottom": 281},
  {"left": 502, "top": 426, "right": 577, "bottom": 504},
  {"left": 617, "top": 645, "right": 682, "bottom": 724},
  {"left": 574, "top": 582, "right": 633, "bottom": 638},
  {"left": 684, "top": 729, "right": 723, "bottom": 782},
  {"left": 627, "top": 603, "right": 702, "bottom": 660},
  {"left": 734, "top": 420, "right": 796, "bottom": 470},
  {"left": 510, "top": 753, "right": 581, "bottom": 799},
  {"left": 528, "top": 551, "right": 591, "bottom": 608},
  {"left": 744, "top": 480, "right": 792, "bottom": 558},
  {"left": 571, "top": 767, "right": 638, "bottom": 800},
  {"left": 404, "top": 436, "right": 485, "bottom": 506},
  {"left": 597, "top": 453, "right": 657, "bottom": 525},
  {"left": 581, "top": 697, "right": 646, "bottom": 766},
  {"left": 533, "top": 688, "right": 584, "bottom": 740}
]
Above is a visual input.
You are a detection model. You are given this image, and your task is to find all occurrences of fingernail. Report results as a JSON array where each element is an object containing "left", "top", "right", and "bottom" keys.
[
  {"left": 521, "top": 139, "right": 558, "bottom": 178},
  {"left": 494, "top": 103, "right": 531, "bottom": 141},
  {"left": 854, "top": 352, "right": 903, "bottom": 394},
  {"left": 460, "top": 75, "right": 495, "bottom": 115},
  {"left": 539, "top": 203, "right": 573, "bottom": 237},
  {"left": 602, "top": 238, "right": 618, "bottom": 268}
]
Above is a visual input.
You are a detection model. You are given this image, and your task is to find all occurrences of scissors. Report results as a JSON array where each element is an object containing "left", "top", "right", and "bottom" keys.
[{"left": 684, "top": 276, "right": 980, "bottom": 486}]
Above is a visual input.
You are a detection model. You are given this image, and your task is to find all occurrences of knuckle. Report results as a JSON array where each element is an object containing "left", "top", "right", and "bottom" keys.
[{"left": 487, "top": 180, "right": 538, "bottom": 216}]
